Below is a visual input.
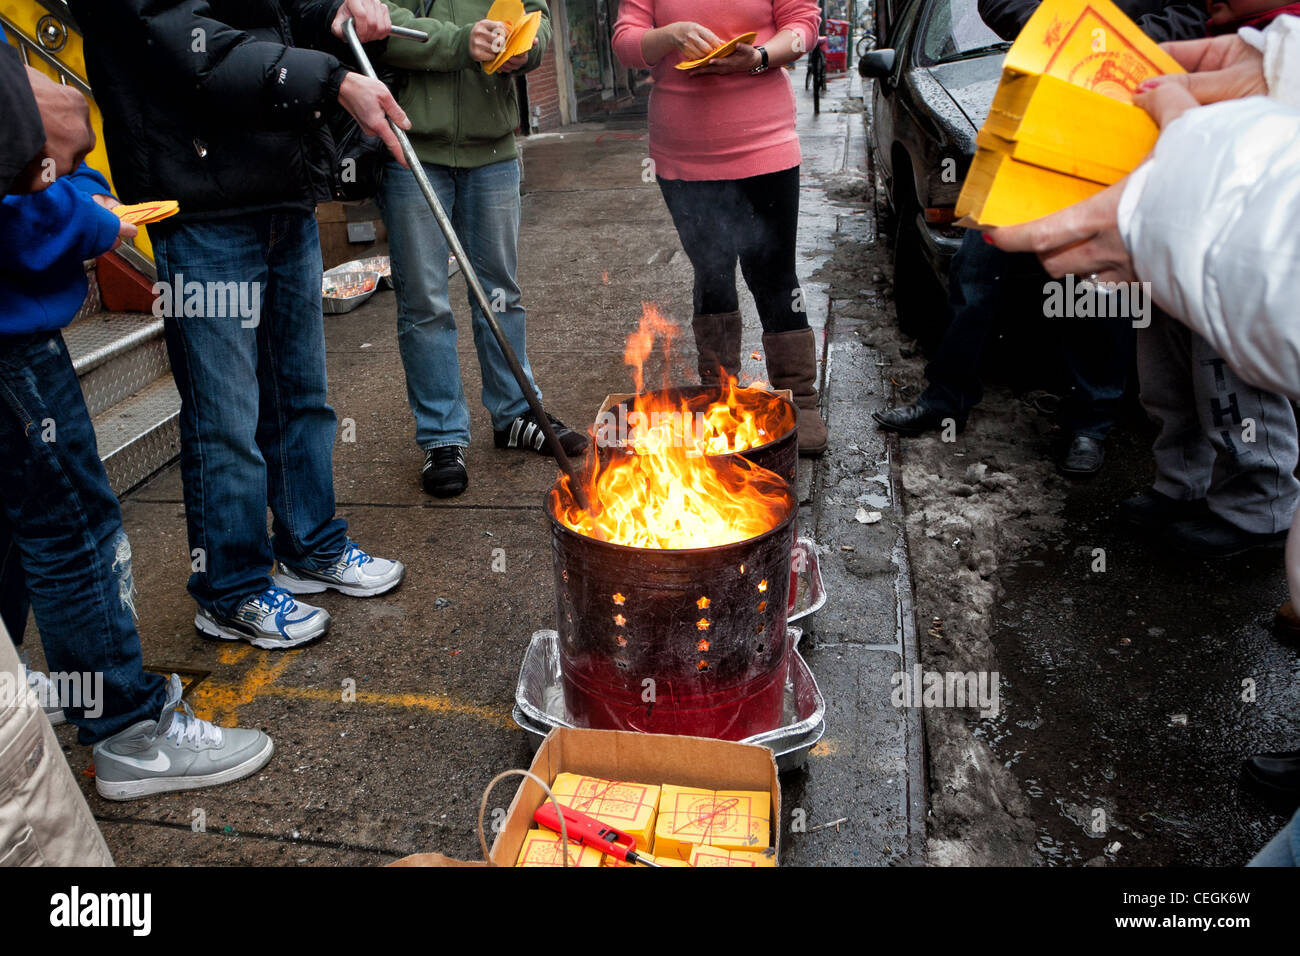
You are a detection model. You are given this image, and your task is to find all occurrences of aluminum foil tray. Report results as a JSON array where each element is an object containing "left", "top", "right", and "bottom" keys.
[
  {"left": 788, "top": 536, "right": 826, "bottom": 624},
  {"left": 512, "top": 627, "right": 826, "bottom": 772},
  {"left": 321, "top": 271, "right": 381, "bottom": 314}
]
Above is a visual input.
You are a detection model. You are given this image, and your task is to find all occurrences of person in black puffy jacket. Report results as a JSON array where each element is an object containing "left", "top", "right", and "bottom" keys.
[
  {"left": 977, "top": 0, "right": 1208, "bottom": 42},
  {"left": 71, "top": 0, "right": 416, "bottom": 650}
]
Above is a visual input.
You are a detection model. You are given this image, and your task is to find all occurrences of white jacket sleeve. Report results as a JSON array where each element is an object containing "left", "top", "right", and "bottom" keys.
[
  {"left": 1117, "top": 95, "right": 1300, "bottom": 400},
  {"left": 1239, "top": 13, "right": 1300, "bottom": 109}
]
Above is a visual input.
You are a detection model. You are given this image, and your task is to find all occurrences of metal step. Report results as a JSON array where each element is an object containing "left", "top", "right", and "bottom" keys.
[
  {"left": 91, "top": 376, "right": 181, "bottom": 496},
  {"left": 65, "top": 312, "right": 168, "bottom": 418}
]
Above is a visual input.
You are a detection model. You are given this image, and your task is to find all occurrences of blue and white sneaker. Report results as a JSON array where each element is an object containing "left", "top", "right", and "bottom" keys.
[
  {"left": 273, "top": 540, "right": 405, "bottom": 598},
  {"left": 194, "top": 587, "right": 330, "bottom": 650}
]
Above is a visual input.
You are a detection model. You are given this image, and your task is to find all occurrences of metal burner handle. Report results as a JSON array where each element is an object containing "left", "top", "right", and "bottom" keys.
[{"left": 344, "top": 18, "right": 591, "bottom": 512}]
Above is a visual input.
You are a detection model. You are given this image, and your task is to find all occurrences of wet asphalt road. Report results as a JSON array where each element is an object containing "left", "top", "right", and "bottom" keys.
[{"left": 984, "top": 411, "right": 1300, "bottom": 865}]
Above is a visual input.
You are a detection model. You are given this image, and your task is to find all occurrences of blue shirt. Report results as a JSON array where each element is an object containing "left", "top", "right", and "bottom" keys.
[{"left": 1, "top": 27, "right": 123, "bottom": 336}]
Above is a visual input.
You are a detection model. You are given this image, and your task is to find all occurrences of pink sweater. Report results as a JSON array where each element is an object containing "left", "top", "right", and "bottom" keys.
[{"left": 612, "top": 0, "right": 821, "bottom": 182}]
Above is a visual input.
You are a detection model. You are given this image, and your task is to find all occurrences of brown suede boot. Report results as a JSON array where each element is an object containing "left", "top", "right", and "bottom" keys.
[
  {"left": 762, "top": 328, "right": 828, "bottom": 457},
  {"left": 692, "top": 311, "right": 743, "bottom": 384}
]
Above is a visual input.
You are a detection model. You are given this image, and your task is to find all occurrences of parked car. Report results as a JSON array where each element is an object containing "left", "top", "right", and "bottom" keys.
[{"left": 860, "top": 0, "right": 1008, "bottom": 348}]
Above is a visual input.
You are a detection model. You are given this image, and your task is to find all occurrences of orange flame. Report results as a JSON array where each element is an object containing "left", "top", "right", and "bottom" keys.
[{"left": 552, "top": 304, "right": 792, "bottom": 549}]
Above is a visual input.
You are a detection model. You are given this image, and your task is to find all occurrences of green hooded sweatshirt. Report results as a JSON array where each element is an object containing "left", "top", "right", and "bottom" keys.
[{"left": 381, "top": 0, "right": 552, "bottom": 169}]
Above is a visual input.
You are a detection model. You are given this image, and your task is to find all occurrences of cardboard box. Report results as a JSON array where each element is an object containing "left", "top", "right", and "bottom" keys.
[
  {"left": 549, "top": 772, "right": 660, "bottom": 852},
  {"left": 489, "top": 728, "right": 781, "bottom": 866}
]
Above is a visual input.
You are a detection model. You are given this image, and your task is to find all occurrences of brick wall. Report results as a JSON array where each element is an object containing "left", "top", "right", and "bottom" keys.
[{"left": 526, "top": 46, "right": 565, "bottom": 132}]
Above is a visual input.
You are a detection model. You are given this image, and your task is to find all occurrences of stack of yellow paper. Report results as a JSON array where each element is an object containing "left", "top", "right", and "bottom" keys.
[
  {"left": 653, "top": 784, "right": 771, "bottom": 861},
  {"left": 689, "top": 846, "right": 777, "bottom": 867},
  {"left": 549, "top": 773, "right": 661, "bottom": 852},
  {"left": 514, "top": 830, "right": 604, "bottom": 867},
  {"left": 956, "top": 0, "right": 1184, "bottom": 228}
]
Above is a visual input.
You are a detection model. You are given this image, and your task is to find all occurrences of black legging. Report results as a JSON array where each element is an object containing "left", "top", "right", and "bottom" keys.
[{"left": 658, "top": 166, "right": 808, "bottom": 333}]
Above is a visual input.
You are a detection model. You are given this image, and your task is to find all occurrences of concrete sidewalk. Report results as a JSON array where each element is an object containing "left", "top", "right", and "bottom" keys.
[{"left": 35, "top": 72, "right": 924, "bottom": 866}]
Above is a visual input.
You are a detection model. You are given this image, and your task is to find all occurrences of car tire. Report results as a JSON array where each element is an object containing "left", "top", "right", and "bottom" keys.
[{"left": 892, "top": 201, "right": 950, "bottom": 353}]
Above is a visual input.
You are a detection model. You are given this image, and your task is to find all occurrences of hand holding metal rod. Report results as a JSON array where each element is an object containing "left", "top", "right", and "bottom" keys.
[{"left": 343, "top": 18, "right": 593, "bottom": 513}]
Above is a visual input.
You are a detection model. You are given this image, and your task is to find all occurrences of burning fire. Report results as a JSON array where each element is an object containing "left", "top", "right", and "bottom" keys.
[{"left": 551, "top": 304, "right": 793, "bottom": 549}]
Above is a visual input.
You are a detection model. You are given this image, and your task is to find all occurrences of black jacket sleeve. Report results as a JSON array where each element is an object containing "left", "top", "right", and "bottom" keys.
[
  {"left": 1131, "top": 4, "right": 1209, "bottom": 42},
  {"left": 1, "top": 42, "right": 46, "bottom": 195},
  {"left": 977, "top": 0, "right": 1037, "bottom": 41},
  {"left": 978, "top": 0, "right": 1208, "bottom": 42},
  {"left": 114, "top": 0, "right": 349, "bottom": 126}
]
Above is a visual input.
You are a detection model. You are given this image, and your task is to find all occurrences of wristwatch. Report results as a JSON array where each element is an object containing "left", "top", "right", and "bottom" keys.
[{"left": 750, "top": 45, "right": 769, "bottom": 74}]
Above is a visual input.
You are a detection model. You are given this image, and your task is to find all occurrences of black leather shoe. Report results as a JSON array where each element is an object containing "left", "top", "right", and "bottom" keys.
[
  {"left": 1058, "top": 434, "right": 1104, "bottom": 476},
  {"left": 1242, "top": 749, "right": 1300, "bottom": 805},
  {"left": 872, "top": 402, "right": 964, "bottom": 436},
  {"left": 1120, "top": 488, "right": 1210, "bottom": 530},
  {"left": 1164, "top": 513, "right": 1288, "bottom": 558}
]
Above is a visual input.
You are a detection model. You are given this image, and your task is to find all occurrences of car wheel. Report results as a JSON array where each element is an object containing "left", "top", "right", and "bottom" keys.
[{"left": 892, "top": 202, "right": 950, "bottom": 353}]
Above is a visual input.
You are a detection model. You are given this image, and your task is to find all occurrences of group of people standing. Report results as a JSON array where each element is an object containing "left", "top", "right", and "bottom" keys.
[{"left": 0, "top": 0, "right": 826, "bottom": 862}]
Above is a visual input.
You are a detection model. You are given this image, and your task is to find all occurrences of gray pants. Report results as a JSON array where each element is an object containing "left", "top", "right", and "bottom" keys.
[{"left": 1139, "top": 310, "right": 1300, "bottom": 534}]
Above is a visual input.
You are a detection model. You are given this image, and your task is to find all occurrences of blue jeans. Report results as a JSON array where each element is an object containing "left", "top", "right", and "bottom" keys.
[
  {"left": 152, "top": 212, "right": 348, "bottom": 618},
  {"left": 922, "top": 230, "right": 1131, "bottom": 439},
  {"left": 0, "top": 332, "right": 166, "bottom": 744},
  {"left": 379, "top": 158, "right": 538, "bottom": 449}
]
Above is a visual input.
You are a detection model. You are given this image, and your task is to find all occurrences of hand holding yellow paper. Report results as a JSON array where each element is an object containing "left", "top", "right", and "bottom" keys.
[
  {"left": 675, "top": 32, "right": 759, "bottom": 71},
  {"left": 113, "top": 200, "right": 180, "bottom": 226},
  {"left": 484, "top": 5, "right": 542, "bottom": 75},
  {"left": 955, "top": 0, "right": 1184, "bottom": 228}
]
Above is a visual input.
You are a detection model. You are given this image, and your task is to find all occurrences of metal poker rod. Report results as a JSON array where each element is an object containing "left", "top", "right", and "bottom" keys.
[{"left": 344, "top": 18, "right": 592, "bottom": 512}]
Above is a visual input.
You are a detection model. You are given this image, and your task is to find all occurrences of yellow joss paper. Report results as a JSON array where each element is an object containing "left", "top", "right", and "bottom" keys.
[
  {"left": 956, "top": 0, "right": 1178, "bottom": 227},
  {"left": 675, "top": 32, "right": 759, "bottom": 71},
  {"left": 982, "top": 72, "right": 1158, "bottom": 179},
  {"left": 113, "top": 200, "right": 180, "bottom": 226},
  {"left": 706, "top": 789, "right": 771, "bottom": 853},
  {"left": 1002, "top": 0, "right": 1184, "bottom": 101},
  {"left": 601, "top": 852, "right": 688, "bottom": 867},
  {"left": 975, "top": 129, "right": 1127, "bottom": 187},
  {"left": 956, "top": 148, "right": 1105, "bottom": 227},
  {"left": 689, "top": 845, "right": 777, "bottom": 867},
  {"left": 484, "top": 9, "right": 542, "bottom": 74},
  {"left": 514, "top": 830, "right": 603, "bottom": 867},
  {"left": 654, "top": 784, "right": 771, "bottom": 860},
  {"left": 550, "top": 773, "right": 661, "bottom": 852},
  {"left": 486, "top": 0, "right": 524, "bottom": 25}
]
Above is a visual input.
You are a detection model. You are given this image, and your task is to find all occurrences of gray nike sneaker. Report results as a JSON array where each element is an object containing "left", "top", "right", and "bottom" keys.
[
  {"left": 273, "top": 539, "right": 405, "bottom": 598},
  {"left": 93, "top": 675, "right": 273, "bottom": 801},
  {"left": 194, "top": 586, "right": 330, "bottom": 649}
]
